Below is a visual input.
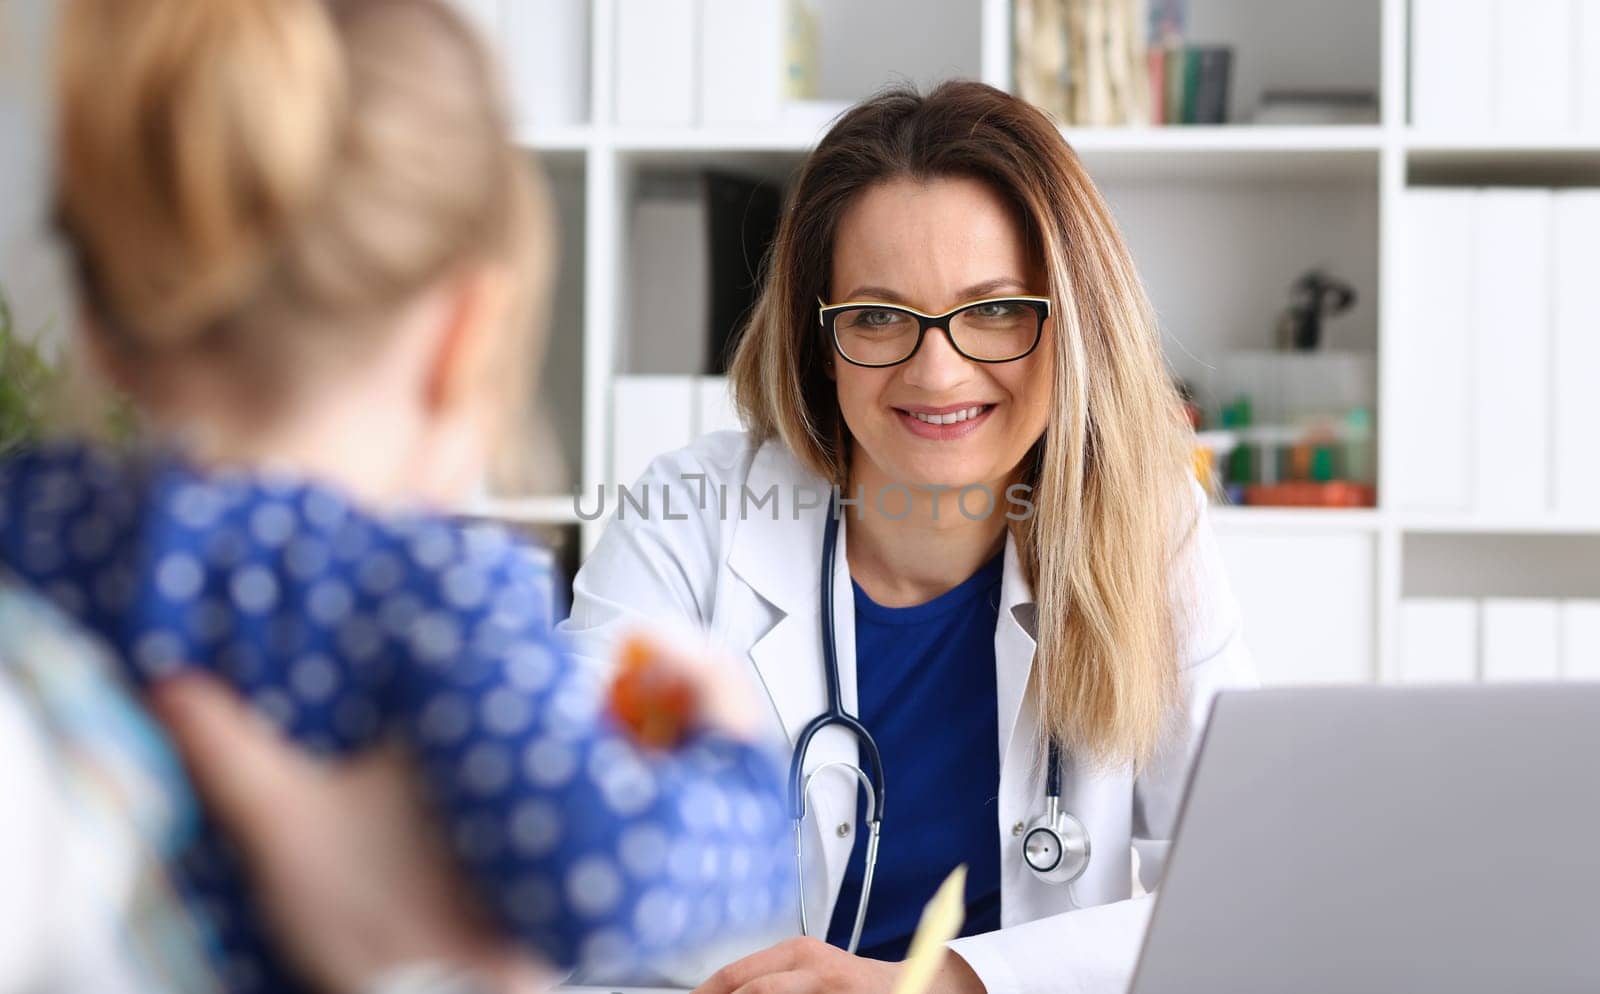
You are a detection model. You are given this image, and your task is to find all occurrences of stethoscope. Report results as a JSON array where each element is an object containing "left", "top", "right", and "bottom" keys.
[{"left": 787, "top": 500, "right": 1092, "bottom": 954}]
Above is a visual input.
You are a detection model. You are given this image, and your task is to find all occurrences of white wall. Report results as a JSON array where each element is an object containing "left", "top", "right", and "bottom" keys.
[
  {"left": 1186, "top": 0, "right": 1383, "bottom": 122},
  {"left": 810, "top": 0, "right": 982, "bottom": 100},
  {"left": 1101, "top": 174, "right": 1380, "bottom": 396},
  {"left": 0, "top": 0, "right": 74, "bottom": 354}
]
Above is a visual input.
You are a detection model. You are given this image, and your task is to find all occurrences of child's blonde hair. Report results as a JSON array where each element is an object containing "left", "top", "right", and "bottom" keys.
[{"left": 54, "top": 0, "right": 551, "bottom": 432}]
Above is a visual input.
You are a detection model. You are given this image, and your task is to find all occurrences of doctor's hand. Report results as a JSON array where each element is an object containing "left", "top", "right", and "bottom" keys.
[
  {"left": 692, "top": 937, "right": 986, "bottom": 994},
  {"left": 152, "top": 674, "right": 553, "bottom": 994}
]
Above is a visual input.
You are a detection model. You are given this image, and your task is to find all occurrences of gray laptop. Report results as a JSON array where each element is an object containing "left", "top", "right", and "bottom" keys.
[{"left": 1131, "top": 684, "right": 1600, "bottom": 994}]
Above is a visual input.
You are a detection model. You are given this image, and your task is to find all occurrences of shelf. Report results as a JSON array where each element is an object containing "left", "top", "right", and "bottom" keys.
[
  {"left": 1067, "top": 125, "right": 1386, "bottom": 151},
  {"left": 1405, "top": 132, "right": 1600, "bottom": 183},
  {"left": 1210, "top": 508, "right": 1600, "bottom": 537},
  {"left": 1071, "top": 126, "right": 1384, "bottom": 183},
  {"left": 1405, "top": 132, "right": 1600, "bottom": 154},
  {"left": 1209, "top": 506, "right": 1384, "bottom": 532},
  {"left": 611, "top": 126, "right": 830, "bottom": 154},
  {"left": 459, "top": 495, "right": 584, "bottom": 526},
  {"left": 518, "top": 124, "right": 1387, "bottom": 182},
  {"left": 1394, "top": 514, "right": 1600, "bottom": 536},
  {"left": 516, "top": 125, "right": 593, "bottom": 157}
]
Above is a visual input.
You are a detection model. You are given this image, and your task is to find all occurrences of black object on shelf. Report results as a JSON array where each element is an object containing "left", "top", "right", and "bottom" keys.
[
  {"left": 1276, "top": 269, "right": 1357, "bottom": 351},
  {"left": 1254, "top": 88, "right": 1380, "bottom": 125},
  {"left": 705, "top": 171, "right": 782, "bottom": 374},
  {"left": 1189, "top": 46, "right": 1232, "bottom": 124}
]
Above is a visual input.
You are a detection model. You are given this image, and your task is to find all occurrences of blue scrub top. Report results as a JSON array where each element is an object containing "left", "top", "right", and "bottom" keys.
[{"left": 825, "top": 549, "right": 1005, "bottom": 960}]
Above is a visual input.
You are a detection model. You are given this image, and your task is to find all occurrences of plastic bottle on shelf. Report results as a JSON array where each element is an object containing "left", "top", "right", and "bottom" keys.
[
  {"left": 1221, "top": 395, "right": 1254, "bottom": 486},
  {"left": 784, "top": 0, "right": 819, "bottom": 101},
  {"left": 1345, "top": 406, "right": 1373, "bottom": 484}
]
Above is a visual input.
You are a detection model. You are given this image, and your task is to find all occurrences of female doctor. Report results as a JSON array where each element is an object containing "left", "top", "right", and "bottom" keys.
[{"left": 560, "top": 81, "right": 1255, "bottom": 994}]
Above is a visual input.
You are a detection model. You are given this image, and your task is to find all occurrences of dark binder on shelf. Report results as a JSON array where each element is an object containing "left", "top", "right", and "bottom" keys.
[
  {"left": 1189, "top": 45, "right": 1233, "bottom": 125},
  {"left": 704, "top": 171, "right": 783, "bottom": 374}
]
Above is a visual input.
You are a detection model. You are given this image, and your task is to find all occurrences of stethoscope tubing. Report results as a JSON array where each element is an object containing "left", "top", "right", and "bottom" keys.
[{"left": 787, "top": 504, "right": 886, "bottom": 954}]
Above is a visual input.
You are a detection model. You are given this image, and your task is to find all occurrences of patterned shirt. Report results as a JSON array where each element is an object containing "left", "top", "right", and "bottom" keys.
[{"left": 0, "top": 441, "right": 792, "bottom": 994}]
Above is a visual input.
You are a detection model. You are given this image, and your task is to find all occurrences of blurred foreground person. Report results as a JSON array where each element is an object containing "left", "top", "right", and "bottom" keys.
[{"left": 0, "top": 0, "right": 792, "bottom": 990}]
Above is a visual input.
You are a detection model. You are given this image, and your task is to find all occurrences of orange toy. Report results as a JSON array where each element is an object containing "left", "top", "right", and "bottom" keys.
[{"left": 608, "top": 634, "right": 698, "bottom": 748}]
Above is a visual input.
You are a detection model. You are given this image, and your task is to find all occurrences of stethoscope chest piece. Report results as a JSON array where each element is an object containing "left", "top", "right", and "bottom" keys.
[{"left": 1023, "top": 796, "right": 1091, "bottom": 884}]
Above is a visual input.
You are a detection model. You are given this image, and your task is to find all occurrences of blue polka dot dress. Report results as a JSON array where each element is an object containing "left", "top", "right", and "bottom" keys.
[{"left": 0, "top": 441, "right": 794, "bottom": 993}]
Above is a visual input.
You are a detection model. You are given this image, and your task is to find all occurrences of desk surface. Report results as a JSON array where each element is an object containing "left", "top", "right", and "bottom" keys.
[{"left": 554, "top": 987, "right": 687, "bottom": 994}]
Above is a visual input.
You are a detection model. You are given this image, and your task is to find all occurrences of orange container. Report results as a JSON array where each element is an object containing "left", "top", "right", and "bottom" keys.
[
  {"left": 1242, "top": 480, "right": 1376, "bottom": 508},
  {"left": 608, "top": 634, "right": 698, "bottom": 748}
]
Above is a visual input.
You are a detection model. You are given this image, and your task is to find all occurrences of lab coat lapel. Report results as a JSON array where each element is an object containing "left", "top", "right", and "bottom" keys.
[
  {"left": 726, "top": 441, "right": 861, "bottom": 931},
  {"left": 996, "top": 534, "right": 1039, "bottom": 769}
]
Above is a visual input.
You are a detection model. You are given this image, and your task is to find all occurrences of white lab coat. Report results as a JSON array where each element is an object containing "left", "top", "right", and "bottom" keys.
[{"left": 560, "top": 430, "right": 1257, "bottom": 994}]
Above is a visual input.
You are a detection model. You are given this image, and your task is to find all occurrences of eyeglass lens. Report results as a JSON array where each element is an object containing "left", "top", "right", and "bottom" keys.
[{"left": 832, "top": 300, "right": 1041, "bottom": 365}]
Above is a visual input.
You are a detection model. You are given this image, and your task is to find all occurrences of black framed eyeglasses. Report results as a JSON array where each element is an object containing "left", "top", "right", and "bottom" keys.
[{"left": 818, "top": 296, "right": 1051, "bottom": 368}]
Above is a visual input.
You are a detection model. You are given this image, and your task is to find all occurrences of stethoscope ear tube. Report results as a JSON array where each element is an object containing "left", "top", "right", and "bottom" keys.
[
  {"left": 787, "top": 713, "right": 886, "bottom": 825},
  {"left": 792, "top": 759, "right": 882, "bottom": 954},
  {"left": 789, "top": 506, "right": 887, "bottom": 954},
  {"left": 788, "top": 509, "right": 886, "bottom": 824}
]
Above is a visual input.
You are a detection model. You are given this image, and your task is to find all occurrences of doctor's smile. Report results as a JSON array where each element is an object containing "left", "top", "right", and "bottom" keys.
[{"left": 891, "top": 402, "right": 996, "bottom": 441}]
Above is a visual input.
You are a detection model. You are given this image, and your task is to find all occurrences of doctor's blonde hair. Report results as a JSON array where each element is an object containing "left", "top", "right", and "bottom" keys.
[{"left": 728, "top": 81, "right": 1196, "bottom": 771}]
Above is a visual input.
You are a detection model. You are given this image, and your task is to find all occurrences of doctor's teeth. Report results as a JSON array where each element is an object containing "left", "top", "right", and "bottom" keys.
[{"left": 911, "top": 406, "right": 986, "bottom": 425}]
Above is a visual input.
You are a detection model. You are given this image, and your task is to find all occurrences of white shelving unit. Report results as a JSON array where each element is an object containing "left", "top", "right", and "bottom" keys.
[{"left": 481, "top": 0, "right": 1600, "bottom": 684}]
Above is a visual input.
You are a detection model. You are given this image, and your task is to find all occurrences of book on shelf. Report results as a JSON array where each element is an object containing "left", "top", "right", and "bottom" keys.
[
  {"left": 503, "top": 0, "right": 587, "bottom": 132},
  {"left": 626, "top": 171, "right": 784, "bottom": 377},
  {"left": 445, "top": 0, "right": 588, "bottom": 131},
  {"left": 615, "top": 0, "right": 697, "bottom": 126},
  {"left": 628, "top": 184, "right": 710, "bottom": 376},
  {"left": 1393, "top": 187, "right": 1600, "bottom": 518},
  {"left": 1493, "top": 0, "right": 1572, "bottom": 131},
  {"left": 700, "top": 0, "right": 784, "bottom": 126},
  {"left": 1552, "top": 192, "right": 1600, "bottom": 518},
  {"left": 1393, "top": 191, "right": 1474, "bottom": 512},
  {"left": 1399, "top": 599, "right": 1600, "bottom": 684},
  {"left": 1580, "top": 0, "right": 1600, "bottom": 130},
  {"left": 1162, "top": 44, "right": 1186, "bottom": 125},
  {"left": 1413, "top": 0, "right": 1600, "bottom": 131},
  {"left": 1471, "top": 191, "right": 1551, "bottom": 516},
  {"left": 704, "top": 172, "right": 782, "bottom": 374},
  {"left": 1251, "top": 90, "right": 1379, "bottom": 126},
  {"left": 1411, "top": 0, "right": 1493, "bottom": 130},
  {"left": 1014, "top": 0, "right": 1152, "bottom": 126}
]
